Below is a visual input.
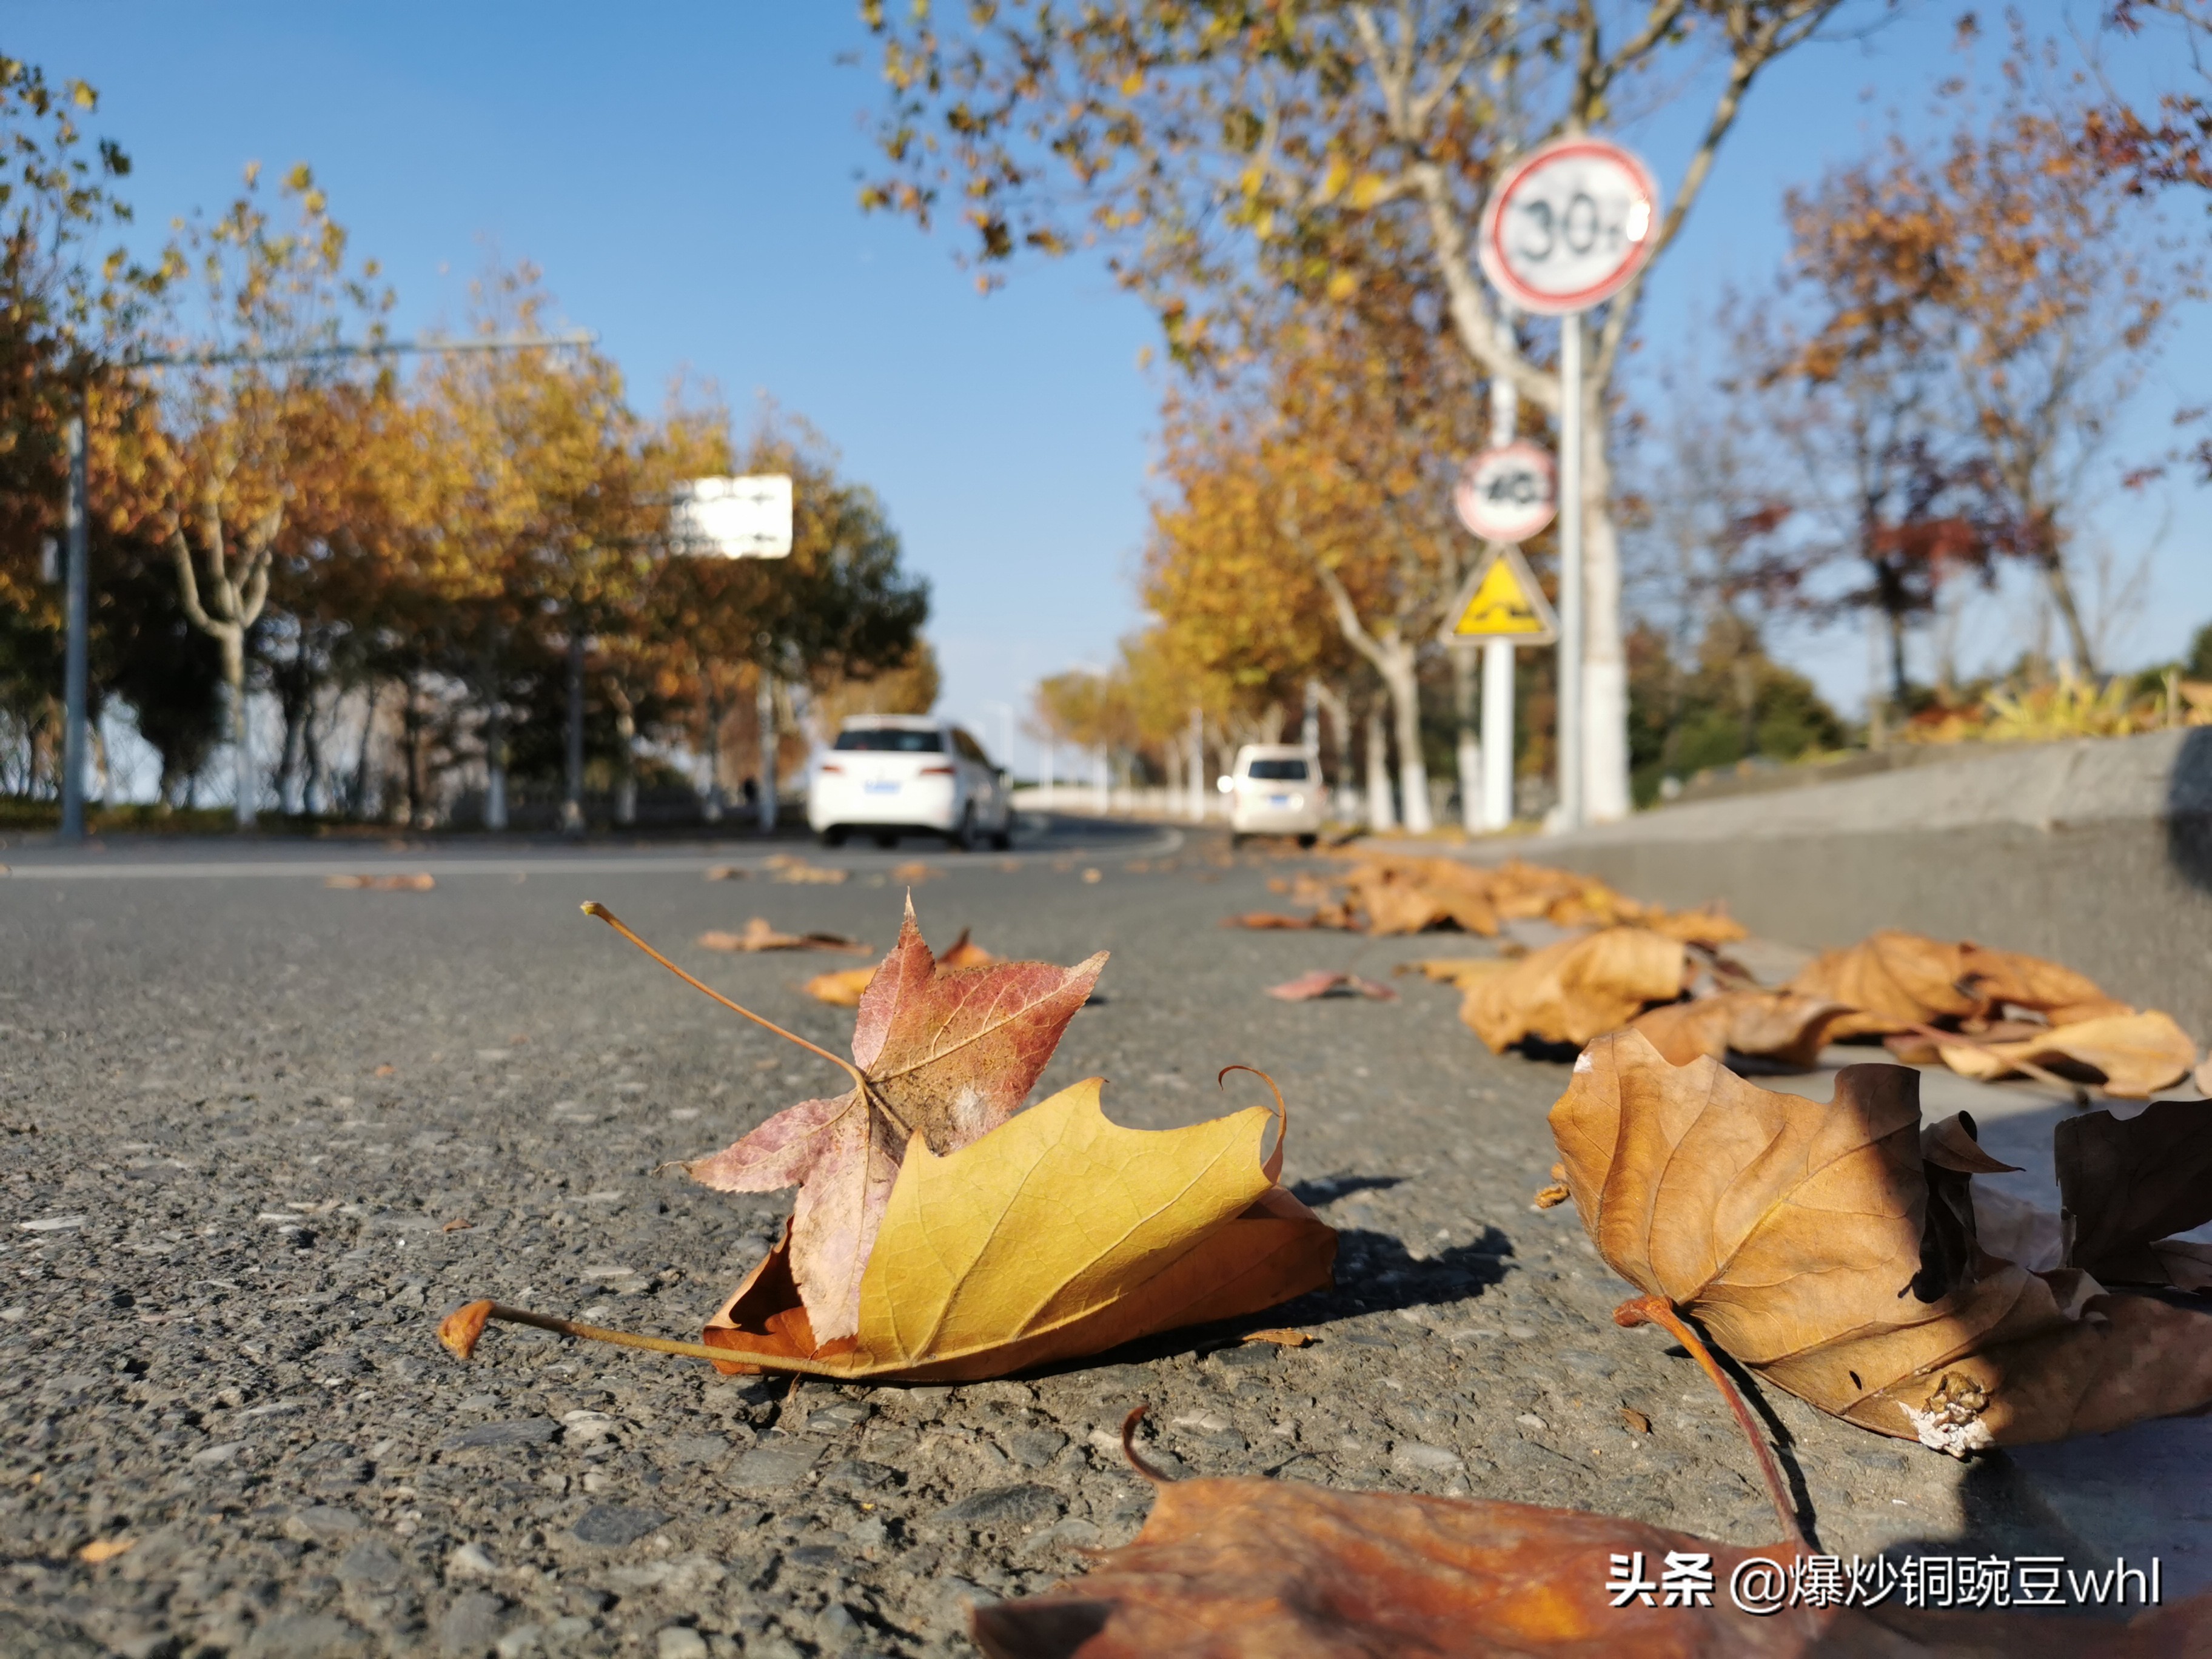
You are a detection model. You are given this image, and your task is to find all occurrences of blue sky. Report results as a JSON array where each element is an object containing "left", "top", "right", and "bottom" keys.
[{"left": 8, "top": 1, "right": 2204, "bottom": 758}]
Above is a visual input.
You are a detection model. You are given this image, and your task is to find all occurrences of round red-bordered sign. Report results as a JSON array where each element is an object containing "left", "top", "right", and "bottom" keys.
[
  {"left": 1453, "top": 441, "right": 1557, "bottom": 543},
  {"left": 1477, "top": 138, "right": 1660, "bottom": 317}
]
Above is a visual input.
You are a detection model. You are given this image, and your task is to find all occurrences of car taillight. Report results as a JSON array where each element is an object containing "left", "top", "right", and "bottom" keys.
[
  {"left": 919, "top": 765, "right": 954, "bottom": 776},
  {"left": 819, "top": 763, "right": 844, "bottom": 774}
]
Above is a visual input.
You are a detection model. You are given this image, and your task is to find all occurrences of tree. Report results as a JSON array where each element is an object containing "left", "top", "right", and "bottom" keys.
[
  {"left": 128, "top": 162, "right": 392, "bottom": 826},
  {"left": 862, "top": 0, "right": 1849, "bottom": 821},
  {"left": 1779, "top": 100, "right": 2174, "bottom": 679}
]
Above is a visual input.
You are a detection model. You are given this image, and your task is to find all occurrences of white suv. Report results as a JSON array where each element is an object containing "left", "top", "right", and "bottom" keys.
[
  {"left": 809, "top": 716, "right": 1014, "bottom": 851},
  {"left": 1218, "top": 743, "right": 1322, "bottom": 846}
]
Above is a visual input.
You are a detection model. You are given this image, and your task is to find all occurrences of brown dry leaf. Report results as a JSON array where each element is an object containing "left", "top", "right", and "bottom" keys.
[
  {"left": 1460, "top": 928, "right": 1689, "bottom": 1053},
  {"left": 1629, "top": 990, "right": 1853, "bottom": 1070},
  {"left": 1638, "top": 903, "right": 1749, "bottom": 947},
  {"left": 700, "top": 1076, "right": 1335, "bottom": 1380},
  {"left": 683, "top": 899, "right": 1105, "bottom": 1342},
  {"left": 891, "top": 860, "right": 941, "bottom": 883},
  {"left": 440, "top": 1218, "right": 472, "bottom": 1233},
  {"left": 805, "top": 965, "right": 878, "bottom": 1007},
  {"left": 2056, "top": 1099, "right": 2212, "bottom": 1290},
  {"left": 2197, "top": 1052, "right": 2212, "bottom": 1096},
  {"left": 973, "top": 1470, "right": 2211, "bottom": 1659},
  {"left": 1618, "top": 1406, "right": 1652, "bottom": 1434},
  {"left": 1551, "top": 1030, "right": 2212, "bottom": 1449},
  {"left": 1220, "top": 911, "right": 1319, "bottom": 930},
  {"left": 325, "top": 873, "right": 434, "bottom": 891},
  {"left": 1265, "top": 970, "right": 1395, "bottom": 1002},
  {"left": 1928, "top": 1010, "right": 2197, "bottom": 1099},
  {"left": 1789, "top": 929, "right": 2134, "bottom": 1039},
  {"left": 764, "top": 854, "right": 848, "bottom": 885},
  {"left": 1239, "top": 1327, "right": 1312, "bottom": 1347},
  {"left": 1343, "top": 854, "right": 1500, "bottom": 936},
  {"left": 697, "top": 917, "right": 870, "bottom": 954},
  {"left": 703, "top": 865, "right": 746, "bottom": 882},
  {"left": 1398, "top": 956, "right": 1512, "bottom": 988},
  {"left": 937, "top": 927, "right": 996, "bottom": 968},
  {"left": 77, "top": 1538, "right": 133, "bottom": 1564}
]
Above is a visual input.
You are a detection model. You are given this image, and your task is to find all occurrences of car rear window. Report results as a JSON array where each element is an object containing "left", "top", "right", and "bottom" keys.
[
  {"left": 834, "top": 729, "right": 944, "bottom": 753},
  {"left": 1246, "top": 758, "right": 1309, "bottom": 781}
]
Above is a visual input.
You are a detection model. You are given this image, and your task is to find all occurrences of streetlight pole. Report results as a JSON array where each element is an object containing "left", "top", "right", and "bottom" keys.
[
  {"left": 58, "top": 405, "right": 89, "bottom": 839},
  {"left": 50, "top": 329, "right": 594, "bottom": 845}
]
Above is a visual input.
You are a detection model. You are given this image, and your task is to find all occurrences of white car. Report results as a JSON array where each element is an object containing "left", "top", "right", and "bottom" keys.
[
  {"left": 809, "top": 716, "right": 1014, "bottom": 851},
  {"left": 1218, "top": 743, "right": 1322, "bottom": 846}
]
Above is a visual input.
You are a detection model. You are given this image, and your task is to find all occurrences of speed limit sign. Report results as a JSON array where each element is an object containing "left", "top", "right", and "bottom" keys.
[
  {"left": 1453, "top": 441, "right": 1557, "bottom": 543},
  {"left": 1478, "top": 138, "right": 1660, "bottom": 316}
]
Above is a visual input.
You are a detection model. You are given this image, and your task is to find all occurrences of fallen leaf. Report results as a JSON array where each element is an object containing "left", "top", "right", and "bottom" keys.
[
  {"left": 1460, "top": 928, "right": 1689, "bottom": 1053},
  {"left": 1789, "top": 930, "right": 2133, "bottom": 1039},
  {"left": 683, "top": 899, "right": 1106, "bottom": 1342},
  {"left": 1628, "top": 990, "right": 1852, "bottom": 1069},
  {"left": 373, "top": 1064, "right": 395, "bottom": 1078},
  {"left": 77, "top": 1537, "right": 133, "bottom": 1564},
  {"left": 325, "top": 873, "right": 434, "bottom": 891},
  {"left": 440, "top": 1218, "right": 472, "bottom": 1233},
  {"left": 696, "top": 917, "right": 870, "bottom": 955},
  {"left": 698, "top": 1075, "right": 1335, "bottom": 1379},
  {"left": 1398, "top": 956, "right": 1511, "bottom": 988},
  {"left": 2056, "top": 1099, "right": 2212, "bottom": 1290},
  {"left": 1239, "top": 1327, "right": 1312, "bottom": 1347},
  {"left": 703, "top": 865, "right": 746, "bottom": 882},
  {"left": 1220, "top": 912, "right": 1319, "bottom": 930},
  {"left": 1531, "top": 1181, "right": 1571, "bottom": 1209},
  {"left": 1926, "top": 1010, "right": 2197, "bottom": 1099},
  {"left": 891, "top": 860, "right": 940, "bottom": 883},
  {"left": 1265, "top": 970, "right": 1395, "bottom": 1002},
  {"left": 805, "top": 966, "right": 877, "bottom": 1007},
  {"left": 938, "top": 927, "right": 996, "bottom": 968},
  {"left": 1551, "top": 1029, "right": 2212, "bottom": 1449},
  {"left": 1618, "top": 1406, "right": 1651, "bottom": 1434},
  {"left": 1082, "top": 868, "right": 1102, "bottom": 883},
  {"left": 764, "top": 854, "right": 848, "bottom": 885},
  {"left": 2197, "top": 1052, "right": 2212, "bottom": 1096},
  {"left": 1637, "top": 903, "right": 1749, "bottom": 947},
  {"left": 971, "top": 1473, "right": 1818, "bottom": 1657}
]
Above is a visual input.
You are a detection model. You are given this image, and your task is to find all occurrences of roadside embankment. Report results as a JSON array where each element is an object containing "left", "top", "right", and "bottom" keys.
[{"left": 1467, "top": 729, "right": 2212, "bottom": 1040}]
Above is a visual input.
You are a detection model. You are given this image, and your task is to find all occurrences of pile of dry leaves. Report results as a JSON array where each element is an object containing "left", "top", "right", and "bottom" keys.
[{"left": 1228, "top": 853, "right": 1748, "bottom": 948}]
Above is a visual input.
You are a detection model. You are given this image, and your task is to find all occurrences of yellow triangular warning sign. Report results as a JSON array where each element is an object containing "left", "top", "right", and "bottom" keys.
[{"left": 1442, "top": 545, "right": 1557, "bottom": 644}]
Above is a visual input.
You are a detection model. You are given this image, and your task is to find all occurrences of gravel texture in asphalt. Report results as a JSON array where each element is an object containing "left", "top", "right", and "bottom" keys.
[{"left": 0, "top": 823, "right": 2080, "bottom": 1657}]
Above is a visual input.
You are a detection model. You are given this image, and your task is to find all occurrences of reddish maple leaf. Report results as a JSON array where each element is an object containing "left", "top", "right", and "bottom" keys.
[{"left": 682, "top": 899, "right": 1105, "bottom": 1342}]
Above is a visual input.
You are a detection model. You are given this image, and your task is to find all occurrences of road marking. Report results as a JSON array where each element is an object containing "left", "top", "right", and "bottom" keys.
[{"left": 0, "top": 825, "right": 1186, "bottom": 881}]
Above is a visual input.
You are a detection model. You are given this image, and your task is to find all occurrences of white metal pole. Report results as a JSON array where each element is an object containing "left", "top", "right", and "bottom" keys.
[
  {"left": 1482, "top": 641, "right": 1514, "bottom": 830},
  {"left": 756, "top": 668, "right": 776, "bottom": 834},
  {"left": 59, "top": 407, "right": 88, "bottom": 842},
  {"left": 1557, "top": 313, "right": 1584, "bottom": 833},
  {"left": 1188, "top": 706, "right": 1205, "bottom": 822}
]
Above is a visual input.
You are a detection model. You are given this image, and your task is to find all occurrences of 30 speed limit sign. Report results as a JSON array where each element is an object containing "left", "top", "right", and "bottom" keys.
[
  {"left": 1453, "top": 441, "right": 1557, "bottom": 543},
  {"left": 1478, "top": 138, "right": 1660, "bottom": 315}
]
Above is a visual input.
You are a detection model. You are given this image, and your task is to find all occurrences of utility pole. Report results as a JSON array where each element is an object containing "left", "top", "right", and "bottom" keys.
[
  {"left": 58, "top": 405, "right": 89, "bottom": 840},
  {"left": 561, "top": 612, "right": 587, "bottom": 838},
  {"left": 756, "top": 640, "right": 777, "bottom": 836}
]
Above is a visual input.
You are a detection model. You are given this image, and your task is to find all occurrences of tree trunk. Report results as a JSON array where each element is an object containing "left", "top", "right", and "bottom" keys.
[
  {"left": 1581, "top": 417, "right": 1630, "bottom": 823},
  {"left": 484, "top": 688, "right": 508, "bottom": 832},
  {"left": 2042, "top": 549, "right": 2097, "bottom": 680},
  {"left": 563, "top": 614, "right": 586, "bottom": 839},
  {"left": 611, "top": 686, "right": 637, "bottom": 827},
  {"left": 350, "top": 679, "right": 381, "bottom": 816},
  {"left": 1364, "top": 704, "right": 1397, "bottom": 834},
  {"left": 1312, "top": 681, "right": 1351, "bottom": 806},
  {"left": 224, "top": 632, "right": 255, "bottom": 830},
  {"left": 1452, "top": 648, "right": 1480, "bottom": 833},
  {"left": 1378, "top": 637, "right": 1432, "bottom": 834},
  {"left": 701, "top": 685, "right": 723, "bottom": 823}
]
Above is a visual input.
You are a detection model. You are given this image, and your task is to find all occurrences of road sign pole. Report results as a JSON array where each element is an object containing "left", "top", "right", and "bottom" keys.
[
  {"left": 1557, "top": 312, "right": 1584, "bottom": 833},
  {"left": 1482, "top": 640, "right": 1515, "bottom": 830},
  {"left": 58, "top": 405, "right": 89, "bottom": 842}
]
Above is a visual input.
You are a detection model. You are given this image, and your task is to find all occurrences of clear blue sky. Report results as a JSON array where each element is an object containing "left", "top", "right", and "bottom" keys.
[{"left": 7, "top": 2, "right": 2204, "bottom": 753}]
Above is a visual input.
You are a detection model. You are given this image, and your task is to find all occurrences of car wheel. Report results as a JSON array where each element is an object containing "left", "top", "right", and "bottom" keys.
[
  {"left": 990, "top": 826, "right": 1013, "bottom": 851},
  {"left": 1297, "top": 833, "right": 1318, "bottom": 850},
  {"left": 947, "top": 803, "right": 976, "bottom": 852},
  {"left": 1229, "top": 832, "right": 1245, "bottom": 850},
  {"left": 873, "top": 831, "right": 899, "bottom": 850},
  {"left": 820, "top": 826, "right": 848, "bottom": 848}
]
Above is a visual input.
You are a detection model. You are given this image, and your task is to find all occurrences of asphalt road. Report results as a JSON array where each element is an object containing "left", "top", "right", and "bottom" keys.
[{"left": 0, "top": 817, "right": 2087, "bottom": 1658}]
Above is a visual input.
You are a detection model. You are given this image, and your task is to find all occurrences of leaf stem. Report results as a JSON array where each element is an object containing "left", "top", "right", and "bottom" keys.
[
  {"left": 581, "top": 901, "right": 868, "bottom": 1092},
  {"left": 437, "top": 1298, "right": 860, "bottom": 1377},
  {"left": 1614, "top": 1295, "right": 1807, "bottom": 1548},
  {"left": 1119, "top": 1403, "right": 1176, "bottom": 1485}
]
